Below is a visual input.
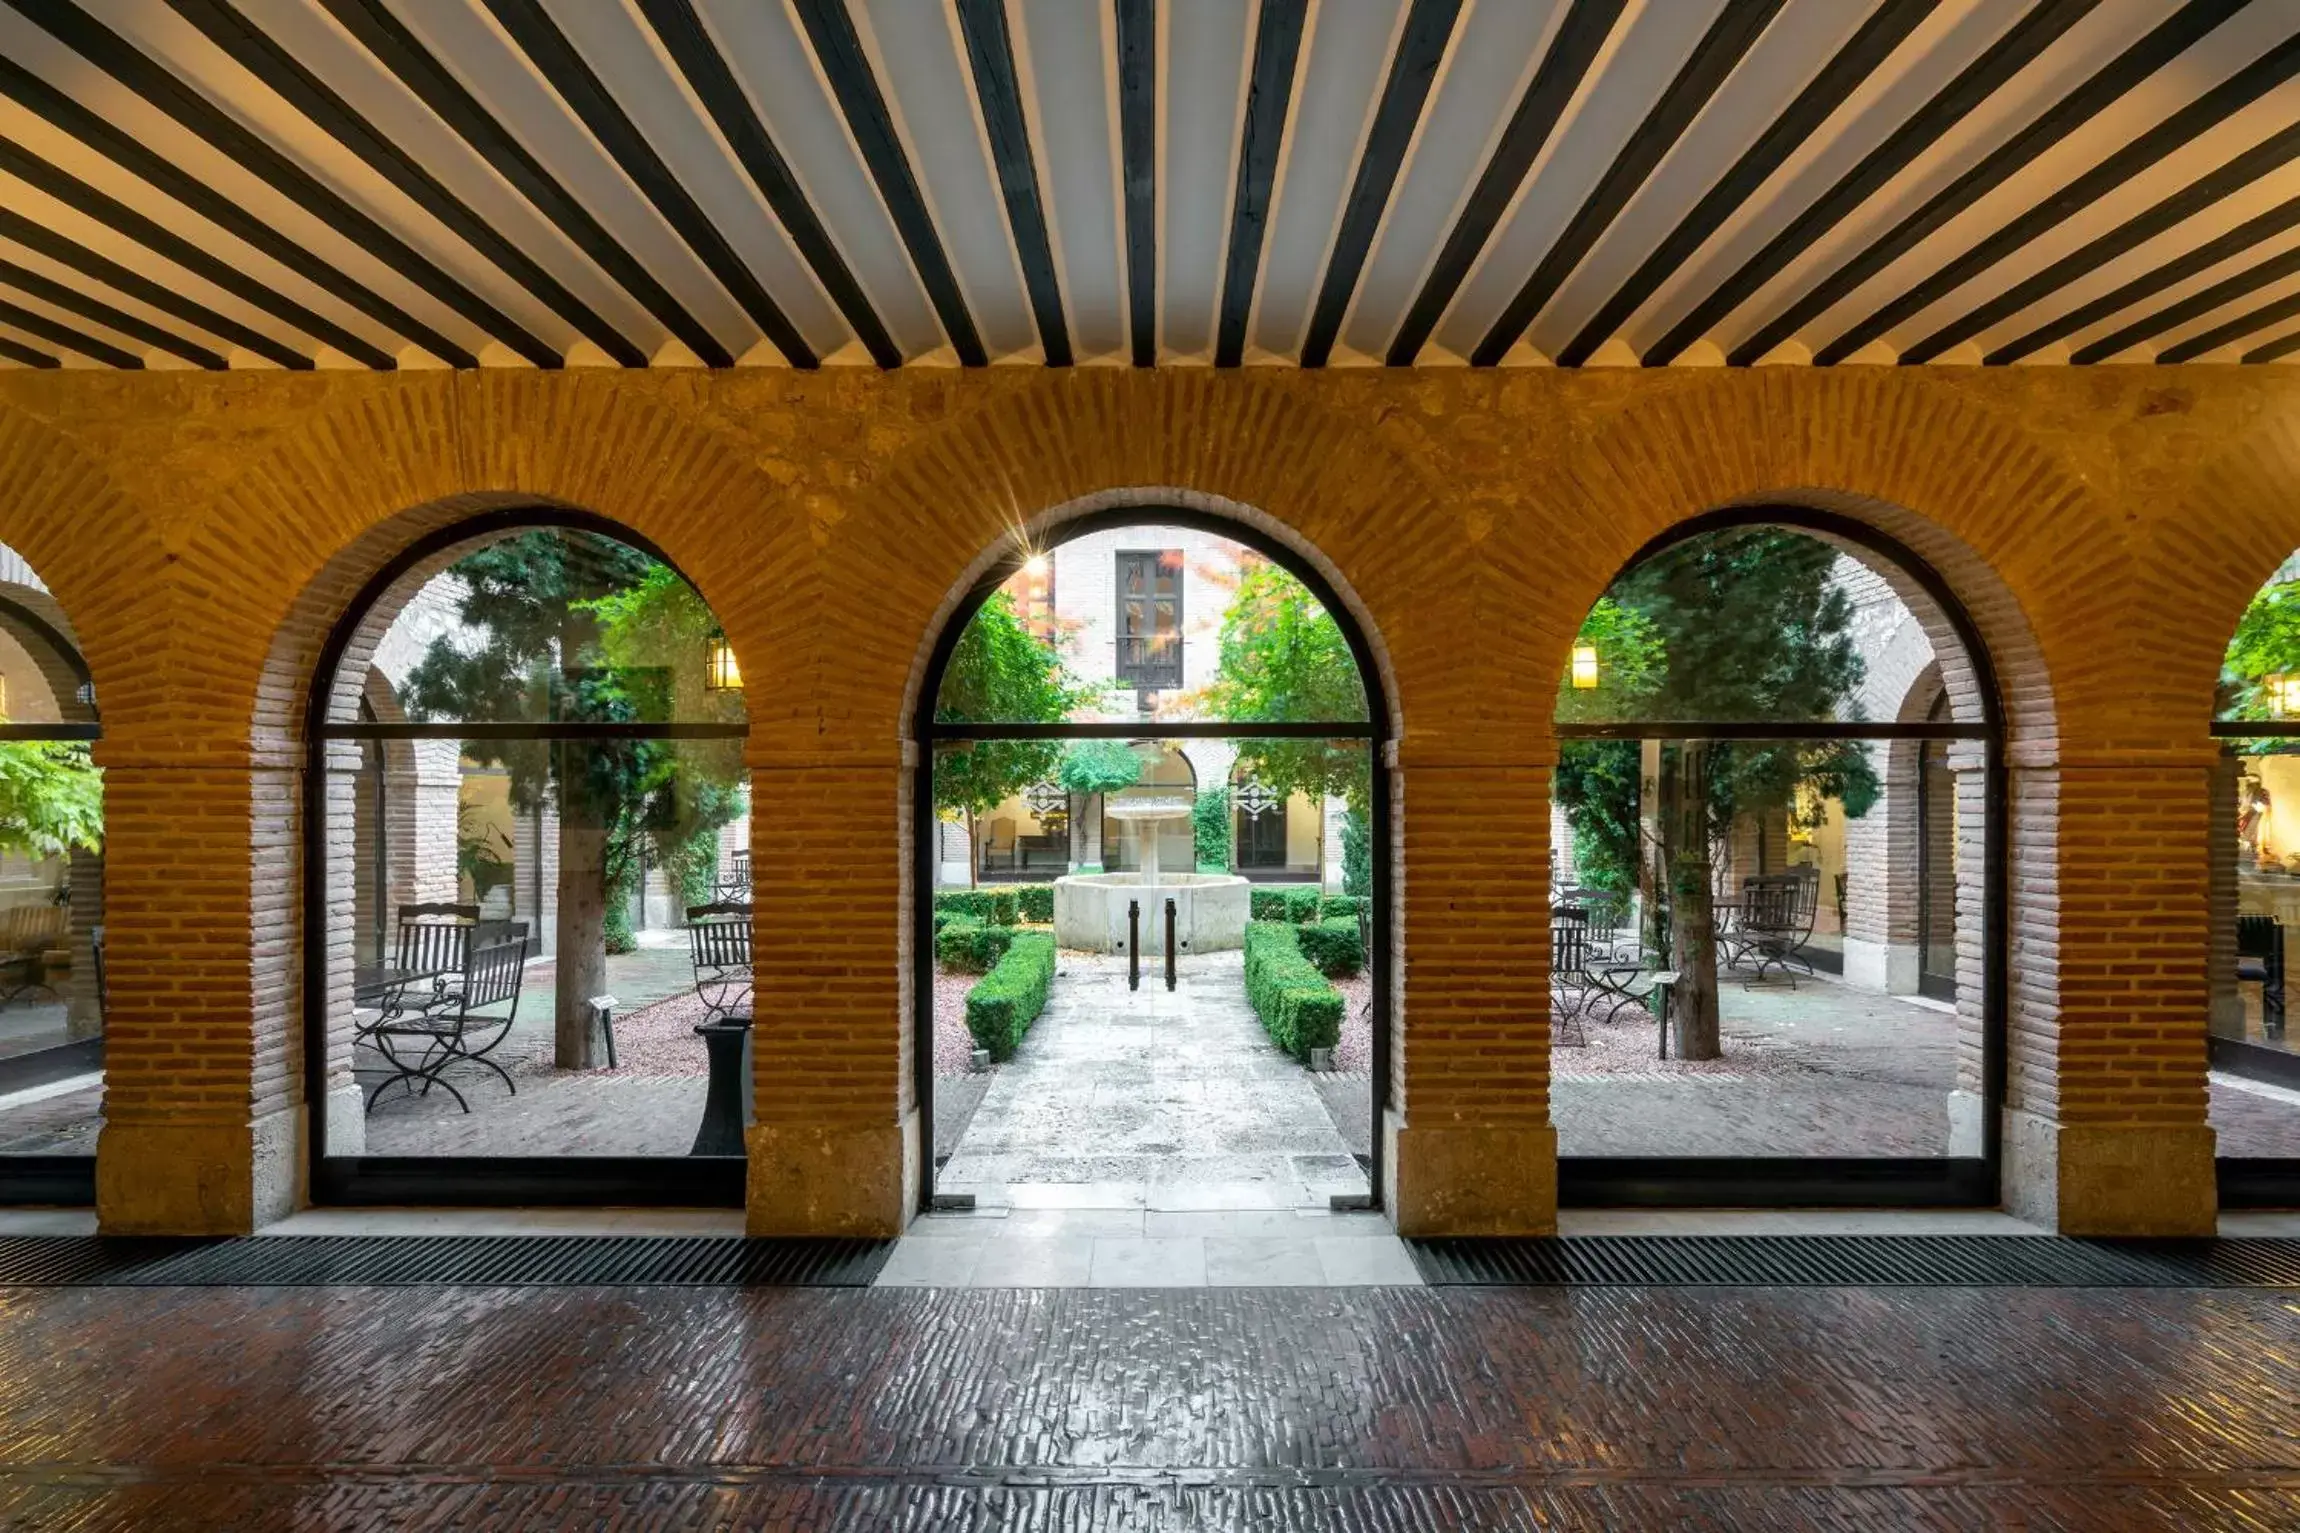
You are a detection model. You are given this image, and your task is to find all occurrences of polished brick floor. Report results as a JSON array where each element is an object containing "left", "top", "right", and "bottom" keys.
[{"left": 0, "top": 1276, "right": 2294, "bottom": 1528}]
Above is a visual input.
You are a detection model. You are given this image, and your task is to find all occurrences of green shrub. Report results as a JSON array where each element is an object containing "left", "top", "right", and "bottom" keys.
[
  {"left": 1243, "top": 921, "right": 1343, "bottom": 1058},
  {"left": 966, "top": 932, "right": 1056, "bottom": 1059},
  {"left": 1249, "top": 889, "right": 1287, "bottom": 921},
  {"left": 936, "top": 920, "right": 1016, "bottom": 974},
  {"left": 934, "top": 888, "right": 1018, "bottom": 926},
  {"left": 1192, "top": 786, "right": 1231, "bottom": 872},
  {"left": 1283, "top": 886, "right": 1323, "bottom": 923},
  {"left": 1248, "top": 886, "right": 1325, "bottom": 923},
  {"left": 1295, "top": 916, "right": 1364, "bottom": 978},
  {"left": 1012, "top": 883, "right": 1054, "bottom": 923},
  {"left": 1321, "top": 895, "right": 1367, "bottom": 921}
]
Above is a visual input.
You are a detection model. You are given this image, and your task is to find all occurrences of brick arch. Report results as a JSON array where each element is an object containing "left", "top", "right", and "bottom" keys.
[
  {"left": 2153, "top": 406, "right": 2300, "bottom": 736},
  {"left": 813, "top": 374, "right": 1483, "bottom": 752},
  {"left": 895, "top": 484, "right": 1405, "bottom": 743},
  {"left": 1544, "top": 372, "right": 2111, "bottom": 755},
  {"left": 187, "top": 379, "right": 806, "bottom": 764},
  {"left": 0, "top": 402, "right": 168, "bottom": 737}
]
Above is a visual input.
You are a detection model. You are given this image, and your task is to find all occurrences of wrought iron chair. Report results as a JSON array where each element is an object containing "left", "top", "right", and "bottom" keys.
[
  {"left": 715, "top": 848, "right": 752, "bottom": 901},
  {"left": 0, "top": 903, "right": 70, "bottom": 1007},
  {"left": 687, "top": 902, "right": 753, "bottom": 1024},
  {"left": 1563, "top": 887, "right": 1648, "bottom": 1023},
  {"left": 1550, "top": 907, "right": 1594, "bottom": 1048},
  {"left": 364, "top": 902, "right": 480, "bottom": 1037},
  {"left": 2237, "top": 914, "right": 2285, "bottom": 1037},
  {"left": 365, "top": 920, "right": 529, "bottom": 1114},
  {"left": 1723, "top": 870, "right": 1820, "bottom": 986}
]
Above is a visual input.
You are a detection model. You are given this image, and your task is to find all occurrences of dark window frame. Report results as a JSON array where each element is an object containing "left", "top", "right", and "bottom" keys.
[
  {"left": 302, "top": 508, "right": 749, "bottom": 1209},
  {"left": 1552, "top": 507, "right": 2007, "bottom": 1210},
  {"left": 1113, "top": 548, "right": 1185, "bottom": 689}
]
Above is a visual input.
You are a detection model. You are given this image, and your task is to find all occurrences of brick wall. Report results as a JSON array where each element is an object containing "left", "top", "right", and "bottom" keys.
[{"left": 0, "top": 364, "right": 2285, "bottom": 1234}]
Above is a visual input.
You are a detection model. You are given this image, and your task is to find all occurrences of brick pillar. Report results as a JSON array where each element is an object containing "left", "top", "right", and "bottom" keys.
[
  {"left": 65, "top": 844, "right": 103, "bottom": 1040},
  {"left": 745, "top": 750, "right": 911, "bottom": 1236},
  {"left": 1843, "top": 738, "right": 1922, "bottom": 992},
  {"left": 2003, "top": 759, "right": 2216, "bottom": 1235},
  {"left": 2207, "top": 752, "right": 2241, "bottom": 1038},
  {"left": 94, "top": 760, "right": 300, "bottom": 1234},
  {"left": 1385, "top": 741, "right": 1555, "bottom": 1235},
  {"left": 1945, "top": 744, "right": 1988, "bottom": 1156}
]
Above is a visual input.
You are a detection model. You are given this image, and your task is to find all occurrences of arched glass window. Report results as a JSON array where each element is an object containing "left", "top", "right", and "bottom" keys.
[
  {"left": 0, "top": 542, "right": 103, "bottom": 1202},
  {"left": 1552, "top": 513, "right": 2002, "bottom": 1207},
  {"left": 309, "top": 517, "right": 748, "bottom": 1205},
  {"left": 2208, "top": 558, "right": 2300, "bottom": 1205},
  {"left": 919, "top": 516, "right": 1386, "bottom": 1215}
]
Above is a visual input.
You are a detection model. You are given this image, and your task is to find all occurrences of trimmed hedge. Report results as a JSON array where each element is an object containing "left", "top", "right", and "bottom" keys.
[
  {"left": 1320, "top": 895, "right": 1367, "bottom": 921},
  {"left": 936, "top": 919, "right": 1016, "bottom": 974},
  {"left": 1248, "top": 886, "right": 1326, "bottom": 924},
  {"left": 1295, "top": 917, "right": 1364, "bottom": 978},
  {"left": 966, "top": 932, "right": 1056, "bottom": 1060},
  {"left": 1243, "top": 921, "right": 1343, "bottom": 1059},
  {"left": 934, "top": 888, "right": 1019, "bottom": 926},
  {"left": 934, "top": 886, "right": 1055, "bottom": 925}
]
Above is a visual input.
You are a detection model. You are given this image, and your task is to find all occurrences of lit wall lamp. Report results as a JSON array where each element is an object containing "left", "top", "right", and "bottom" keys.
[
  {"left": 1571, "top": 643, "right": 1600, "bottom": 690},
  {"left": 2270, "top": 673, "right": 2300, "bottom": 718},
  {"left": 705, "top": 634, "right": 743, "bottom": 692}
]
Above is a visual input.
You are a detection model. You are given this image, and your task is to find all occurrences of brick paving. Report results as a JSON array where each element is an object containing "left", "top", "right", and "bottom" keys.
[{"left": 0, "top": 1281, "right": 2293, "bottom": 1528}]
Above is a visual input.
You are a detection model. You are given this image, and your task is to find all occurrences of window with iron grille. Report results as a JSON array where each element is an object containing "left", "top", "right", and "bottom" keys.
[{"left": 1114, "top": 550, "right": 1183, "bottom": 688}]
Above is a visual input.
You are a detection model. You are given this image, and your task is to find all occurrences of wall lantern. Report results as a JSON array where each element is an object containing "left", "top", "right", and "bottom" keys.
[
  {"left": 705, "top": 634, "right": 743, "bottom": 692},
  {"left": 2270, "top": 673, "right": 2300, "bottom": 719},
  {"left": 1571, "top": 643, "right": 1600, "bottom": 690}
]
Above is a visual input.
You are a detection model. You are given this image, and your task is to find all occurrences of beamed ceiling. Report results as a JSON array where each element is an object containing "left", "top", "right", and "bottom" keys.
[{"left": 1, "top": 0, "right": 2298, "bottom": 373}]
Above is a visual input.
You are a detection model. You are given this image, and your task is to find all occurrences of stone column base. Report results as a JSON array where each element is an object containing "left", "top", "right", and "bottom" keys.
[
  {"left": 1842, "top": 937, "right": 1919, "bottom": 995},
  {"left": 1384, "top": 1111, "right": 1557, "bottom": 1236},
  {"left": 747, "top": 1111, "right": 917, "bottom": 1237},
  {"left": 96, "top": 1104, "right": 301, "bottom": 1235},
  {"left": 2003, "top": 1110, "right": 2217, "bottom": 1236}
]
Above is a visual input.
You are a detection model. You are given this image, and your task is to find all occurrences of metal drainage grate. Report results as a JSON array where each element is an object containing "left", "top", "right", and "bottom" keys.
[
  {"left": 1407, "top": 1235, "right": 2300, "bottom": 1288},
  {"left": 0, "top": 1235, "right": 893, "bottom": 1288}
]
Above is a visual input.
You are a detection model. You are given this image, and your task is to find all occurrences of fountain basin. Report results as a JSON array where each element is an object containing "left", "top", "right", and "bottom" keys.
[{"left": 1053, "top": 871, "right": 1251, "bottom": 954}]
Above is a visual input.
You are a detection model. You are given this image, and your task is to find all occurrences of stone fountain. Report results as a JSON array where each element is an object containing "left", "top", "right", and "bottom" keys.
[{"left": 1052, "top": 793, "right": 1251, "bottom": 953}]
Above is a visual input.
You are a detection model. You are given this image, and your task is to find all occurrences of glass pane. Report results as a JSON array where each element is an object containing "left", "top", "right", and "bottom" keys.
[
  {"left": 0, "top": 755, "right": 104, "bottom": 1157},
  {"left": 933, "top": 524, "right": 1368, "bottom": 725},
  {"left": 929, "top": 737, "right": 1374, "bottom": 1207},
  {"left": 323, "top": 737, "right": 749, "bottom": 1157},
  {"left": 1557, "top": 527, "right": 1971, "bottom": 726},
  {"left": 328, "top": 529, "right": 748, "bottom": 728},
  {"left": 2214, "top": 748, "right": 2300, "bottom": 1157},
  {"left": 1550, "top": 735, "right": 1979, "bottom": 1159}
]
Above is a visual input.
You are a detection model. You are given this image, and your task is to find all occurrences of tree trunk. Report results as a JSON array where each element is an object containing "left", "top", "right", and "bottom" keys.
[
  {"left": 1661, "top": 741, "right": 1722, "bottom": 1060},
  {"left": 554, "top": 817, "right": 610, "bottom": 1069},
  {"left": 965, "top": 808, "right": 979, "bottom": 888},
  {"left": 1637, "top": 739, "right": 1668, "bottom": 959}
]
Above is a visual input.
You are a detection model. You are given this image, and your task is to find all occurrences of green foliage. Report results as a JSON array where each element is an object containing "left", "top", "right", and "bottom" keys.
[
  {"left": 1203, "top": 563, "right": 1371, "bottom": 812},
  {"left": 933, "top": 888, "right": 1020, "bottom": 927},
  {"left": 1553, "top": 740, "right": 1643, "bottom": 902},
  {"left": 935, "top": 593, "right": 1089, "bottom": 824},
  {"left": 1320, "top": 895, "right": 1366, "bottom": 920},
  {"left": 1340, "top": 806, "right": 1371, "bottom": 897},
  {"left": 1248, "top": 886, "right": 1325, "bottom": 923},
  {"left": 1243, "top": 922, "right": 1344, "bottom": 1057},
  {"left": 936, "top": 919, "right": 1017, "bottom": 974},
  {"left": 0, "top": 741, "right": 102, "bottom": 858},
  {"left": 1056, "top": 738, "right": 1143, "bottom": 796},
  {"left": 2222, "top": 576, "right": 2300, "bottom": 720},
  {"left": 1192, "top": 786, "right": 1231, "bottom": 872},
  {"left": 403, "top": 531, "right": 745, "bottom": 951},
  {"left": 1012, "top": 884, "right": 1054, "bottom": 923},
  {"left": 1294, "top": 917, "right": 1364, "bottom": 978},
  {"left": 966, "top": 932, "right": 1056, "bottom": 1059},
  {"left": 1554, "top": 597, "right": 1666, "bottom": 722}
]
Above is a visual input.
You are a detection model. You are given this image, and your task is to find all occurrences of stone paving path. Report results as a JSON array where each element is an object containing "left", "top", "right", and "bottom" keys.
[{"left": 939, "top": 951, "right": 1370, "bottom": 1209}]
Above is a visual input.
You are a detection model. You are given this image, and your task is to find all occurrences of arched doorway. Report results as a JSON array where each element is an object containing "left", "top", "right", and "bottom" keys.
[
  {"left": 1551, "top": 508, "right": 2005, "bottom": 1207},
  {"left": 917, "top": 511, "right": 1389, "bottom": 1216},
  {"left": 0, "top": 548, "right": 105, "bottom": 1204},
  {"left": 304, "top": 511, "right": 750, "bottom": 1205},
  {"left": 2207, "top": 554, "right": 2300, "bottom": 1206}
]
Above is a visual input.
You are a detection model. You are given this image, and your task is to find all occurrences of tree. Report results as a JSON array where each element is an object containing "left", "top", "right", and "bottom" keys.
[
  {"left": 934, "top": 592, "right": 1088, "bottom": 885},
  {"left": 1202, "top": 562, "right": 1371, "bottom": 817},
  {"left": 1056, "top": 738, "right": 1141, "bottom": 872},
  {"left": 1193, "top": 786, "right": 1231, "bottom": 872},
  {"left": 403, "top": 531, "right": 738, "bottom": 1069},
  {"left": 1553, "top": 531, "right": 1879, "bottom": 1059},
  {"left": 2221, "top": 573, "right": 2300, "bottom": 720},
  {"left": 0, "top": 741, "right": 101, "bottom": 859}
]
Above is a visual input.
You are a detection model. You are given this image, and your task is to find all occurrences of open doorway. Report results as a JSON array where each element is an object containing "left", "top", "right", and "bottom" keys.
[{"left": 917, "top": 515, "right": 1386, "bottom": 1215}]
